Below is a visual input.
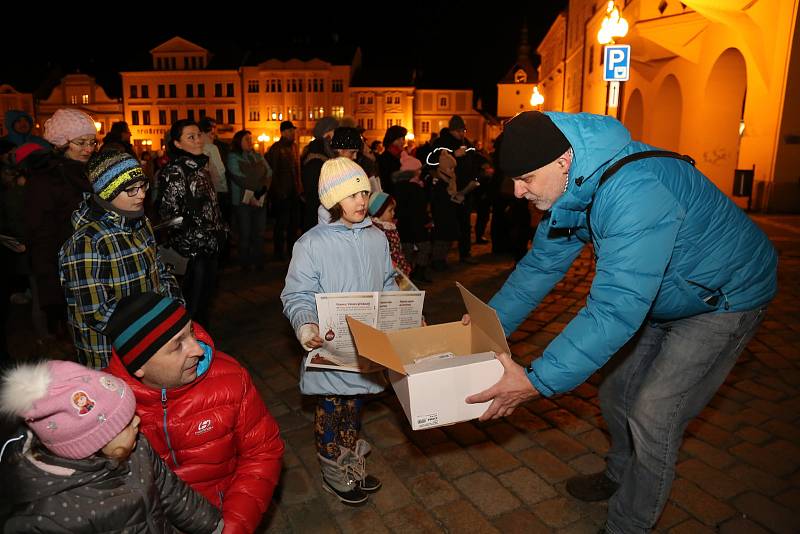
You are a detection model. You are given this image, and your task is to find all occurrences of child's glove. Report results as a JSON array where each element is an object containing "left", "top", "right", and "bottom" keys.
[
  {"left": 212, "top": 519, "right": 224, "bottom": 534},
  {"left": 298, "top": 323, "right": 320, "bottom": 351}
]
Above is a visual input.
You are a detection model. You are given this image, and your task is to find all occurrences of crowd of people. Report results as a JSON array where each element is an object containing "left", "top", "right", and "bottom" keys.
[{"left": 0, "top": 107, "right": 776, "bottom": 533}]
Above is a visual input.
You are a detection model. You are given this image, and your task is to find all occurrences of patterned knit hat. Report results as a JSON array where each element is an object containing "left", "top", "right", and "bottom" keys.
[
  {"left": 43, "top": 108, "right": 97, "bottom": 147},
  {"left": 105, "top": 293, "right": 190, "bottom": 373},
  {"left": 0, "top": 361, "right": 136, "bottom": 459},
  {"left": 318, "top": 157, "right": 370, "bottom": 209},
  {"left": 368, "top": 191, "right": 393, "bottom": 217},
  {"left": 87, "top": 151, "right": 146, "bottom": 200}
]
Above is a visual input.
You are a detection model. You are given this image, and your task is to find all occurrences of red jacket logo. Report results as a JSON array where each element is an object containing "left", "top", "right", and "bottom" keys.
[{"left": 195, "top": 419, "right": 213, "bottom": 435}]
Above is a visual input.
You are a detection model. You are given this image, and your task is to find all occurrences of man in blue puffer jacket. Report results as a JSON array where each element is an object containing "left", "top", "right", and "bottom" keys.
[{"left": 467, "top": 111, "right": 776, "bottom": 533}]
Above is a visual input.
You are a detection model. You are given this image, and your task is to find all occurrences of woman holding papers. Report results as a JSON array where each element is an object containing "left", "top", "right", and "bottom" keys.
[{"left": 281, "top": 157, "right": 397, "bottom": 506}]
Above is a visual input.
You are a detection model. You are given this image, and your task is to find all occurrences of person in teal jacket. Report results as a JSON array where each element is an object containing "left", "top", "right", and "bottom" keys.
[{"left": 466, "top": 111, "right": 776, "bottom": 533}]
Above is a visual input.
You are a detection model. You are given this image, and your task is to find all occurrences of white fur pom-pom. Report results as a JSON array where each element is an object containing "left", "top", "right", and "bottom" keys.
[{"left": 0, "top": 362, "right": 52, "bottom": 418}]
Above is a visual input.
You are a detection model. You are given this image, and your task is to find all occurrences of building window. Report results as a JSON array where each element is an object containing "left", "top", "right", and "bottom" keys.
[
  {"left": 386, "top": 119, "right": 393, "bottom": 128},
  {"left": 299, "top": 79, "right": 304, "bottom": 93},
  {"left": 186, "top": 84, "right": 194, "bottom": 98},
  {"left": 386, "top": 96, "right": 393, "bottom": 104},
  {"left": 141, "top": 85, "right": 149, "bottom": 98},
  {"left": 332, "top": 79, "right": 344, "bottom": 93},
  {"left": 367, "top": 118, "right": 374, "bottom": 130},
  {"left": 131, "top": 111, "right": 139, "bottom": 125},
  {"left": 130, "top": 85, "right": 138, "bottom": 99},
  {"left": 170, "top": 110, "right": 178, "bottom": 124},
  {"left": 396, "top": 119, "right": 402, "bottom": 126},
  {"left": 421, "top": 120, "right": 430, "bottom": 134},
  {"left": 183, "top": 57, "right": 189, "bottom": 69},
  {"left": 359, "top": 95, "right": 365, "bottom": 105},
  {"left": 158, "top": 85, "right": 165, "bottom": 98},
  {"left": 170, "top": 57, "right": 176, "bottom": 70},
  {"left": 226, "top": 84, "right": 234, "bottom": 97},
  {"left": 215, "top": 109, "right": 224, "bottom": 123},
  {"left": 199, "top": 109, "right": 206, "bottom": 119},
  {"left": 439, "top": 96, "right": 449, "bottom": 109},
  {"left": 248, "top": 80, "right": 259, "bottom": 93},
  {"left": 312, "top": 79, "right": 317, "bottom": 92},
  {"left": 227, "top": 109, "right": 235, "bottom": 124},
  {"left": 142, "top": 110, "right": 151, "bottom": 125},
  {"left": 158, "top": 110, "right": 166, "bottom": 125},
  {"left": 169, "top": 84, "right": 176, "bottom": 98},
  {"left": 310, "top": 107, "right": 325, "bottom": 120},
  {"left": 249, "top": 110, "right": 260, "bottom": 121},
  {"left": 197, "top": 84, "right": 205, "bottom": 97},
  {"left": 82, "top": 94, "right": 89, "bottom": 105},
  {"left": 514, "top": 69, "right": 528, "bottom": 83},
  {"left": 187, "top": 109, "right": 195, "bottom": 121},
  {"left": 331, "top": 106, "right": 344, "bottom": 119},
  {"left": 214, "top": 83, "right": 222, "bottom": 97},
  {"left": 394, "top": 96, "right": 400, "bottom": 104},
  {"left": 318, "top": 79, "right": 324, "bottom": 92},
  {"left": 357, "top": 118, "right": 364, "bottom": 128},
  {"left": 157, "top": 58, "right": 163, "bottom": 70},
  {"left": 191, "top": 57, "right": 197, "bottom": 69},
  {"left": 367, "top": 96, "right": 373, "bottom": 105}
]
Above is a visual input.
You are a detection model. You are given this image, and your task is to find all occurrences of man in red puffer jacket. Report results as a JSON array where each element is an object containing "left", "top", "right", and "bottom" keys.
[{"left": 104, "top": 292, "right": 284, "bottom": 534}]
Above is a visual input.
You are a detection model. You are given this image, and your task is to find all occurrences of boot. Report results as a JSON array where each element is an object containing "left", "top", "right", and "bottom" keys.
[
  {"left": 318, "top": 451, "right": 368, "bottom": 505},
  {"left": 565, "top": 472, "right": 619, "bottom": 502},
  {"left": 345, "top": 439, "right": 382, "bottom": 493}
]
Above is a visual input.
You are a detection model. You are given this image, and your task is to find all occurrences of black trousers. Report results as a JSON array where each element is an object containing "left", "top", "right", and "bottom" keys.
[
  {"left": 272, "top": 195, "right": 300, "bottom": 258},
  {"left": 182, "top": 253, "right": 219, "bottom": 330}
]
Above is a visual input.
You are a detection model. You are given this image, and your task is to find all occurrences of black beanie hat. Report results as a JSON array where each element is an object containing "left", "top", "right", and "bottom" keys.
[
  {"left": 331, "top": 127, "right": 363, "bottom": 150},
  {"left": 383, "top": 125, "right": 408, "bottom": 147},
  {"left": 499, "top": 112, "right": 571, "bottom": 178},
  {"left": 105, "top": 293, "right": 190, "bottom": 373}
]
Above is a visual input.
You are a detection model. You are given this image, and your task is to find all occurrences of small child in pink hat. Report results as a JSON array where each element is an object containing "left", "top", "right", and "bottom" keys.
[{"left": 0, "top": 361, "right": 222, "bottom": 533}]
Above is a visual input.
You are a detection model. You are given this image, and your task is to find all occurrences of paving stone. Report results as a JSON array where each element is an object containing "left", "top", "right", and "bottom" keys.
[
  {"left": 676, "top": 459, "right": 747, "bottom": 500},
  {"left": 668, "top": 519, "right": 717, "bottom": 534},
  {"left": 407, "top": 472, "right": 460, "bottom": 508},
  {"left": 498, "top": 466, "right": 558, "bottom": 506},
  {"left": 517, "top": 447, "right": 577, "bottom": 484},
  {"left": 381, "top": 504, "right": 443, "bottom": 534},
  {"left": 732, "top": 492, "right": 800, "bottom": 534},
  {"left": 668, "top": 478, "right": 736, "bottom": 527},
  {"left": 491, "top": 508, "right": 552, "bottom": 534},
  {"left": 283, "top": 499, "right": 339, "bottom": 534},
  {"left": 575, "top": 428, "right": 611, "bottom": 456},
  {"left": 363, "top": 417, "right": 409, "bottom": 448},
  {"left": 685, "top": 420, "right": 736, "bottom": 448},
  {"left": 507, "top": 407, "right": 550, "bottom": 433},
  {"left": 729, "top": 441, "right": 800, "bottom": 477},
  {"left": 719, "top": 518, "right": 772, "bottom": 534},
  {"left": 454, "top": 471, "right": 521, "bottom": 517},
  {"left": 568, "top": 453, "right": 607, "bottom": 475},
  {"left": 774, "top": 488, "right": 800, "bottom": 510},
  {"left": 333, "top": 506, "right": 390, "bottom": 533},
  {"left": 531, "top": 428, "right": 589, "bottom": 461},
  {"left": 466, "top": 440, "right": 522, "bottom": 474},
  {"left": 541, "top": 408, "right": 594, "bottom": 435},
  {"left": 727, "top": 463, "right": 790, "bottom": 496},
  {"left": 430, "top": 499, "right": 500, "bottom": 534},
  {"left": 484, "top": 421, "right": 535, "bottom": 452},
  {"left": 530, "top": 496, "right": 583, "bottom": 529},
  {"left": 442, "top": 422, "right": 488, "bottom": 446},
  {"left": 555, "top": 518, "right": 605, "bottom": 534},
  {"left": 680, "top": 437, "right": 736, "bottom": 469},
  {"left": 382, "top": 442, "right": 436, "bottom": 480},
  {"left": 734, "top": 425, "right": 772, "bottom": 444},
  {"left": 424, "top": 441, "right": 480, "bottom": 480},
  {"left": 277, "top": 467, "right": 319, "bottom": 506},
  {"left": 654, "top": 502, "right": 690, "bottom": 531},
  {"left": 367, "top": 451, "right": 415, "bottom": 513}
]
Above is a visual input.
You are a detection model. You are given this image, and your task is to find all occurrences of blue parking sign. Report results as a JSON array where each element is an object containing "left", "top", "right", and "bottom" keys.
[{"left": 603, "top": 45, "right": 631, "bottom": 81}]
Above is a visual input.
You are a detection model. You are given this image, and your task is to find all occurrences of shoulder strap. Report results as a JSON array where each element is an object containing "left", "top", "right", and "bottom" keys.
[{"left": 586, "top": 150, "right": 695, "bottom": 243}]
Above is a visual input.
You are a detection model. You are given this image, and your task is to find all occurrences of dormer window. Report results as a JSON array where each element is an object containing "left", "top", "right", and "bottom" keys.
[{"left": 514, "top": 69, "right": 528, "bottom": 83}]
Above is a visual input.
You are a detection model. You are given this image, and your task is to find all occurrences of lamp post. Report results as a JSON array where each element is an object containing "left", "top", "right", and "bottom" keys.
[
  {"left": 530, "top": 85, "right": 544, "bottom": 110},
  {"left": 597, "top": 1, "right": 629, "bottom": 118}
]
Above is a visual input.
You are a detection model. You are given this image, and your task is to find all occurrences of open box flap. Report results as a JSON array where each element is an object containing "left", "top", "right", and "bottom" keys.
[
  {"left": 457, "top": 282, "right": 512, "bottom": 355},
  {"left": 346, "top": 316, "right": 407, "bottom": 374}
]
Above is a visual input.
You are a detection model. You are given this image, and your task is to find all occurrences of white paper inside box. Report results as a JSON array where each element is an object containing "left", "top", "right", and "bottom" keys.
[{"left": 347, "top": 283, "right": 509, "bottom": 430}]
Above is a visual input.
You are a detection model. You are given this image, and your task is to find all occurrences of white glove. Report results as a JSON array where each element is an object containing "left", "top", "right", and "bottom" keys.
[{"left": 298, "top": 323, "right": 320, "bottom": 351}]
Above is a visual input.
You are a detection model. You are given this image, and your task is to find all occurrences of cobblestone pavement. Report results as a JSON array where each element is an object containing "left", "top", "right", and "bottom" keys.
[{"left": 5, "top": 215, "right": 799, "bottom": 533}]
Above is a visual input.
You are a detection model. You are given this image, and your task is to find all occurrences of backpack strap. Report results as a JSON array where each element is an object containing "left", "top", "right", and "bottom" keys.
[{"left": 586, "top": 150, "right": 695, "bottom": 243}]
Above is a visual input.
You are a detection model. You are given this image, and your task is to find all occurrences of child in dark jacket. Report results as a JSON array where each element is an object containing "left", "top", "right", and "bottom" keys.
[{"left": 0, "top": 361, "right": 222, "bottom": 533}]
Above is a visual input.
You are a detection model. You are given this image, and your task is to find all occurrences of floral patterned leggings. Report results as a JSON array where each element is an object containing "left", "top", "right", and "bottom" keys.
[{"left": 315, "top": 395, "right": 364, "bottom": 460}]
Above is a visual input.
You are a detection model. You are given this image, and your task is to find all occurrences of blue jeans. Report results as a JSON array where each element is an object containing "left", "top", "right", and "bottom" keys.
[{"left": 601, "top": 307, "right": 767, "bottom": 534}]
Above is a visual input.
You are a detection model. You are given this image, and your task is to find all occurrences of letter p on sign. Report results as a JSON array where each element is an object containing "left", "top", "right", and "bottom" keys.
[{"left": 603, "top": 45, "right": 631, "bottom": 81}]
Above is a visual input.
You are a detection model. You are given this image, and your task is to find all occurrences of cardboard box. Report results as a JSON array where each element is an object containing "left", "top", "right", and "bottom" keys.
[{"left": 347, "top": 283, "right": 509, "bottom": 430}]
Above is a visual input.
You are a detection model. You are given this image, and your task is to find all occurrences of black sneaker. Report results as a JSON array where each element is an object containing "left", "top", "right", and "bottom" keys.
[
  {"left": 359, "top": 474, "right": 382, "bottom": 493},
  {"left": 321, "top": 478, "right": 369, "bottom": 505},
  {"left": 565, "top": 472, "right": 619, "bottom": 502}
]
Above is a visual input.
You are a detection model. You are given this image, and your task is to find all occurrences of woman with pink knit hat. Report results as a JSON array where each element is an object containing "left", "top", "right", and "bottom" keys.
[
  {"left": 22, "top": 108, "right": 97, "bottom": 349},
  {"left": 0, "top": 360, "right": 223, "bottom": 533}
]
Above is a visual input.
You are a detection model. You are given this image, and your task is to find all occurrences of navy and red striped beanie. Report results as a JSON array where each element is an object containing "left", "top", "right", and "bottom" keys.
[{"left": 106, "top": 293, "right": 190, "bottom": 373}]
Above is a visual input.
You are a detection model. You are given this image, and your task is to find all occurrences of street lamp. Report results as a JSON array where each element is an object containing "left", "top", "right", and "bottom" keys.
[
  {"left": 405, "top": 132, "right": 415, "bottom": 141},
  {"left": 597, "top": 1, "right": 629, "bottom": 45},
  {"left": 530, "top": 85, "right": 544, "bottom": 108},
  {"left": 94, "top": 121, "right": 102, "bottom": 132}
]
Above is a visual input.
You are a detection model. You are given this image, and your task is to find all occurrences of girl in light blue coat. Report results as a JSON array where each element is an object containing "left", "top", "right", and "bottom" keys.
[{"left": 281, "top": 156, "right": 397, "bottom": 505}]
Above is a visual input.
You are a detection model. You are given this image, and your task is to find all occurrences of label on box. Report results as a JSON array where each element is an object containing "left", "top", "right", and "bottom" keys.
[{"left": 415, "top": 413, "right": 440, "bottom": 429}]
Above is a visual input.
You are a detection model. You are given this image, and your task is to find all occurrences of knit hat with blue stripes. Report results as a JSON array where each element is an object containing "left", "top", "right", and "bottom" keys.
[
  {"left": 105, "top": 293, "right": 190, "bottom": 373},
  {"left": 87, "top": 151, "right": 146, "bottom": 200},
  {"left": 318, "top": 156, "right": 370, "bottom": 210}
]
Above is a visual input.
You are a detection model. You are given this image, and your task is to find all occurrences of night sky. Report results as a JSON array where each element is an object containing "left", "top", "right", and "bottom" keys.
[{"left": 5, "top": 4, "right": 567, "bottom": 115}]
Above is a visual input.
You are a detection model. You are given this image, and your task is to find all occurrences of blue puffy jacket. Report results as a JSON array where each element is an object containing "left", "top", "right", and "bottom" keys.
[
  {"left": 489, "top": 112, "right": 777, "bottom": 397},
  {"left": 281, "top": 205, "right": 398, "bottom": 395}
]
